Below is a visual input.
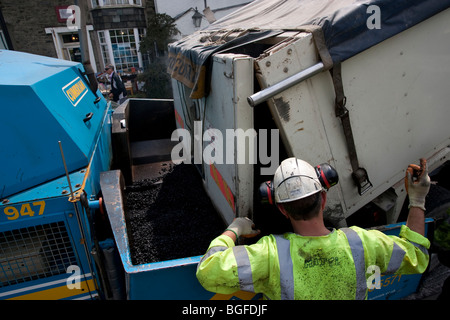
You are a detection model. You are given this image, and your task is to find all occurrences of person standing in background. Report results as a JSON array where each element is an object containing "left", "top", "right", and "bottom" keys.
[{"left": 105, "top": 64, "right": 127, "bottom": 103}]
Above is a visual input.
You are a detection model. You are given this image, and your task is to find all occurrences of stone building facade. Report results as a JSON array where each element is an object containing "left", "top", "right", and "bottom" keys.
[
  {"left": 0, "top": 0, "right": 251, "bottom": 75},
  {"left": 0, "top": 0, "right": 72, "bottom": 57},
  {"left": 0, "top": 0, "right": 155, "bottom": 74}
]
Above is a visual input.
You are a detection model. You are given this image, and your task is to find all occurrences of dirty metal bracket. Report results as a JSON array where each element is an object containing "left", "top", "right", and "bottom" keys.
[
  {"left": 352, "top": 167, "right": 373, "bottom": 196},
  {"left": 99, "top": 170, "right": 128, "bottom": 259}
]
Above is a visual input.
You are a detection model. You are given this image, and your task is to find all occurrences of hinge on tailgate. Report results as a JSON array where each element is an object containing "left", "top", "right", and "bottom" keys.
[{"left": 330, "top": 64, "right": 373, "bottom": 196}]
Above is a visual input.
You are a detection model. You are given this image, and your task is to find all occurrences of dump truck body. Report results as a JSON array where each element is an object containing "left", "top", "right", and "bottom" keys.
[
  {"left": 168, "top": 0, "right": 450, "bottom": 227},
  {"left": 1, "top": 0, "right": 450, "bottom": 301},
  {"left": 165, "top": 0, "right": 450, "bottom": 299}
]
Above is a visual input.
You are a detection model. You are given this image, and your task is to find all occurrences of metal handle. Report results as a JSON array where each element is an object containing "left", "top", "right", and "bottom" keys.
[
  {"left": 58, "top": 141, "right": 75, "bottom": 201},
  {"left": 83, "top": 112, "right": 94, "bottom": 123},
  {"left": 247, "top": 62, "right": 325, "bottom": 107}
]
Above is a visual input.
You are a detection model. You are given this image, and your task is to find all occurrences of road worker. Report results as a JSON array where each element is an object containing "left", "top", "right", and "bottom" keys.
[{"left": 196, "top": 157, "right": 431, "bottom": 300}]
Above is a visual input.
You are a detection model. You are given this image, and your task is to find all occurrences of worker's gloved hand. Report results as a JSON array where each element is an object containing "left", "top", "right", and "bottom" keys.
[
  {"left": 405, "top": 158, "right": 431, "bottom": 211},
  {"left": 227, "top": 217, "right": 260, "bottom": 238}
]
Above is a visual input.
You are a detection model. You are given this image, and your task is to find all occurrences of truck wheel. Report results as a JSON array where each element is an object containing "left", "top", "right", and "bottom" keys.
[
  {"left": 405, "top": 184, "right": 450, "bottom": 300},
  {"left": 425, "top": 184, "right": 450, "bottom": 220},
  {"left": 424, "top": 184, "right": 450, "bottom": 256},
  {"left": 426, "top": 183, "right": 450, "bottom": 273}
]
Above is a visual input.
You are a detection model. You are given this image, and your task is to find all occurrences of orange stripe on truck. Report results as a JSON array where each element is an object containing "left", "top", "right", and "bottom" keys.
[{"left": 209, "top": 164, "right": 235, "bottom": 213}]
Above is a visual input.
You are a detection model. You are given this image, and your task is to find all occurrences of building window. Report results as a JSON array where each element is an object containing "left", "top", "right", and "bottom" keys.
[
  {"left": 60, "top": 33, "right": 82, "bottom": 62},
  {"left": 110, "top": 29, "right": 138, "bottom": 72},
  {"left": 45, "top": 26, "right": 97, "bottom": 71},
  {"left": 98, "top": 28, "right": 146, "bottom": 74},
  {"left": 98, "top": 30, "right": 111, "bottom": 65},
  {"left": 91, "top": 0, "right": 142, "bottom": 8}
]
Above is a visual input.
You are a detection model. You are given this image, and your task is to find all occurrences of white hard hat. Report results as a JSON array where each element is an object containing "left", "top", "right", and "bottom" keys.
[{"left": 274, "top": 158, "right": 323, "bottom": 204}]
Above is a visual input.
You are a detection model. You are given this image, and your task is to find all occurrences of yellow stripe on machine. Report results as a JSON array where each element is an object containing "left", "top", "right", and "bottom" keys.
[{"left": 7, "top": 279, "right": 96, "bottom": 300}]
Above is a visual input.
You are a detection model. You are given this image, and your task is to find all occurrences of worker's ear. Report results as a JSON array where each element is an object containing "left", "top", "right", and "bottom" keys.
[
  {"left": 321, "top": 191, "right": 327, "bottom": 211},
  {"left": 277, "top": 204, "right": 290, "bottom": 219}
]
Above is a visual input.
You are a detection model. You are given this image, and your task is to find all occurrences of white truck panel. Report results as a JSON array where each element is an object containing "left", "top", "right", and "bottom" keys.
[
  {"left": 172, "top": 54, "right": 254, "bottom": 225},
  {"left": 203, "top": 54, "right": 254, "bottom": 224}
]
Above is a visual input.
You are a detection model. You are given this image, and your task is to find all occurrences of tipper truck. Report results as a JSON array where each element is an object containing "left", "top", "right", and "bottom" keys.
[{"left": 1, "top": 0, "right": 450, "bottom": 300}]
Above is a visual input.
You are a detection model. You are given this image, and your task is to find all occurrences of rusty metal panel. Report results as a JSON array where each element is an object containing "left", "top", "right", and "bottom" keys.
[
  {"left": 255, "top": 10, "right": 450, "bottom": 221},
  {"left": 255, "top": 32, "right": 346, "bottom": 224}
]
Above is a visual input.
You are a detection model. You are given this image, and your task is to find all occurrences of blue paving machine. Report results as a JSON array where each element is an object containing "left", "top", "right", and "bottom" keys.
[{"left": 0, "top": 50, "right": 113, "bottom": 299}]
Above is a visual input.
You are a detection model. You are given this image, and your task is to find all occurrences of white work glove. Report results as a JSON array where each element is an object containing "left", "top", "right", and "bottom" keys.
[
  {"left": 405, "top": 158, "right": 431, "bottom": 211},
  {"left": 226, "top": 217, "right": 260, "bottom": 238}
]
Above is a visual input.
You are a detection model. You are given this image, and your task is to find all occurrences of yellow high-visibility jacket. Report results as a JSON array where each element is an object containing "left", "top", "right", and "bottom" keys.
[{"left": 196, "top": 225, "right": 430, "bottom": 300}]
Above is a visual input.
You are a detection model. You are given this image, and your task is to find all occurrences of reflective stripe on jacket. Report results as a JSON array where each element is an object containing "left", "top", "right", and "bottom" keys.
[{"left": 196, "top": 225, "right": 430, "bottom": 300}]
